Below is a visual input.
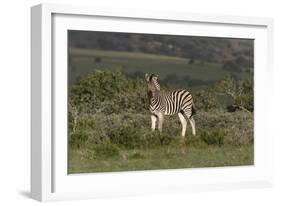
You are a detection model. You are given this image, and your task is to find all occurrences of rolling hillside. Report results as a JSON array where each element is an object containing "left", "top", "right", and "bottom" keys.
[{"left": 68, "top": 48, "right": 252, "bottom": 88}]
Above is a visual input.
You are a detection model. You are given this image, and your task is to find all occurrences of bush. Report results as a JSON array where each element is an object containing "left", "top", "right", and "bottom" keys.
[
  {"left": 69, "top": 131, "right": 89, "bottom": 148},
  {"left": 143, "top": 130, "right": 175, "bottom": 147},
  {"left": 69, "top": 70, "right": 147, "bottom": 115},
  {"left": 194, "top": 89, "right": 216, "bottom": 111},
  {"left": 76, "top": 118, "right": 96, "bottom": 131},
  {"left": 235, "top": 93, "right": 254, "bottom": 112},
  {"left": 69, "top": 108, "right": 253, "bottom": 152},
  {"left": 108, "top": 124, "right": 142, "bottom": 149},
  {"left": 199, "top": 128, "right": 227, "bottom": 146},
  {"left": 108, "top": 124, "right": 164, "bottom": 149},
  {"left": 105, "top": 119, "right": 181, "bottom": 149},
  {"left": 215, "top": 77, "right": 253, "bottom": 112}
]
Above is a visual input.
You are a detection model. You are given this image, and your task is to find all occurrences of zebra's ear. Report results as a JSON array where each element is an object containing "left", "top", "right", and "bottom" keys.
[
  {"left": 152, "top": 74, "right": 159, "bottom": 82},
  {"left": 145, "top": 73, "right": 150, "bottom": 82}
]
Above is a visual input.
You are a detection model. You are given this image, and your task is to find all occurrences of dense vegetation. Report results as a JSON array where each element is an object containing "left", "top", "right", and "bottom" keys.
[{"left": 68, "top": 70, "right": 254, "bottom": 173}]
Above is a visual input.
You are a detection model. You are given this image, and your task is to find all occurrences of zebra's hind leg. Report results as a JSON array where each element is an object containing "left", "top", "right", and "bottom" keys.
[
  {"left": 188, "top": 117, "right": 196, "bottom": 136},
  {"left": 178, "top": 112, "right": 187, "bottom": 137},
  {"left": 182, "top": 109, "right": 196, "bottom": 136}
]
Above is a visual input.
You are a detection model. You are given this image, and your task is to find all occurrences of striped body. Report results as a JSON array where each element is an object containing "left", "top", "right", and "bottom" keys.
[{"left": 149, "top": 90, "right": 194, "bottom": 118}]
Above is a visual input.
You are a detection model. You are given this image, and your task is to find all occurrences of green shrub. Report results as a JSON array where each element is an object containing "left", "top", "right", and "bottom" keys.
[
  {"left": 158, "top": 132, "right": 175, "bottom": 146},
  {"left": 194, "top": 89, "right": 216, "bottom": 111},
  {"left": 108, "top": 124, "right": 142, "bottom": 149},
  {"left": 76, "top": 119, "right": 96, "bottom": 131},
  {"left": 69, "top": 70, "right": 147, "bottom": 114},
  {"left": 234, "top": 93, "right": 254, "bottom": 112},
  {"left": 69, "top": 110, "right": 253, "bottom": 150},
  {"left": 199, "top": 129, "right": 227, "bottom": 146},
  {"left": 107, "top": 123, "right": 179, "bottom": 149},
  {"left": 69, "top": 131, "right": 89, "bottom": 148},
  {"left": 142, "top": 130, "right": 174, "bottom": 147},
  {"left": 228, "top": 129, "right": 254, "bottom": 146},
  {"left": 215, "top": 77, "right": 253, "bottom": 113},
  {"left": 136, "top": 130, "right": 158, "bottom": 149}
]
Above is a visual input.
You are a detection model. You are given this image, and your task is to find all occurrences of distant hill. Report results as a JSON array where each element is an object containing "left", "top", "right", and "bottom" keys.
[
  {"left": 68, "top": 30, "right": 254, "bottom": 67},
  {"left": 68, "top": 30, "right": 254, "bottom": 88},
  {"left": 68, "top": 48, "right": 252, "bottom": 89}
]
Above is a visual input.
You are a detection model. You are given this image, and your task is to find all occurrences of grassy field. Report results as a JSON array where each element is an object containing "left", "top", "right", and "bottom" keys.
[
  {"left": 68, "top": 109, "right": 254, "bottom": 174},
  {"left": 69, "top": 144, "right": 253, "bottom": 174},
  {"left": 68, "top": 48, "right": 251, "bottom": 85}
]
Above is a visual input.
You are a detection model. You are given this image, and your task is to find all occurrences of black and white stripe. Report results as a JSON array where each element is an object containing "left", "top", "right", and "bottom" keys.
[
  {"left": 145, "top": 73, "right": 196, "bottom": 137},
  {"left": 150, "top": 90, "right": 194, "bottom": 116}
]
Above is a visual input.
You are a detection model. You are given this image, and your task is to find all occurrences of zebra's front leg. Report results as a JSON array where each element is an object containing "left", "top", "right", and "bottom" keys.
[
  {"left": 151, "top": 115, "right": 157, "bottom": 131},
  {"left": 157, "top": 113, "right": 164, "bottom": 132}
]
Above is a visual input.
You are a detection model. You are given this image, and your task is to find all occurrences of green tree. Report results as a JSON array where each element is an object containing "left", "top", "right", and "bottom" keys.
[
  {"left": 69, "top": 70, "right": 147, "bottom": 115},
  {"left": 215, "top": 77, "right": 253, "bottom": 112},
  {"left": 194, "top": 89, "right": 216, "bottom": 111}
]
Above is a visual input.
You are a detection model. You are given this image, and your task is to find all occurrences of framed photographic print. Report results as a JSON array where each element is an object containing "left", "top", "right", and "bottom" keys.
[{"left": 31, "top": 3, "right": 274, "bottom": 201}]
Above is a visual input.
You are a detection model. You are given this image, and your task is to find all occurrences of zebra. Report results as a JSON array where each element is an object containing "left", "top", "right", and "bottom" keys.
[{"left": 145, "top": 73, "right": 196, "bottom": 137}]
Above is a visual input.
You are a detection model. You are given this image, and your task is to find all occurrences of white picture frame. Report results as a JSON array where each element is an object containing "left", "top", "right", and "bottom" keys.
[{"left": 31, "top": 3, "right": 274, "bottom": 202}]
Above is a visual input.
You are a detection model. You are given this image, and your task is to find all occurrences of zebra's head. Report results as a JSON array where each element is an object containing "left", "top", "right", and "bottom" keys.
[{"left": 145, "top": 73, "right": 160, "bottom": 98}]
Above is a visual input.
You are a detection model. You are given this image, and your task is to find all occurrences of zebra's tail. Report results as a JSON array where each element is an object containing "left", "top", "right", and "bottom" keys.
[{"left": 191, "top": 104, "right": 196, "bottom": 117}]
